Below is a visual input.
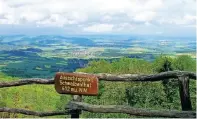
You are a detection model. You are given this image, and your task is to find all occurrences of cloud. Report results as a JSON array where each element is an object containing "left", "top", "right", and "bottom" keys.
[
  {"left": 133, "top": 11, "right": 156, "bottom": 22},
  {"left": 0, "top": 0, "right": 196, "bottom": 34},
  {"left": 83, "top": 23, "right": 114, "bottom": 32}
]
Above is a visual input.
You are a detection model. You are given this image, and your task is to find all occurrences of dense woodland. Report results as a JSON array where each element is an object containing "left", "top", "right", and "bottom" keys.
[{"left": 0, "top": 55, "right": 196, "bottom": 118}]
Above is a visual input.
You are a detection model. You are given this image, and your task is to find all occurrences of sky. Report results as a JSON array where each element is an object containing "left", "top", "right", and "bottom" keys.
[{"left": 0, "top": 0, "right": 196, "bottom": 36}]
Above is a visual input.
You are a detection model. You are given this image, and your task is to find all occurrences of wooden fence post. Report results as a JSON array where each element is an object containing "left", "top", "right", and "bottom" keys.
[
  {"left": 178, "top": 76, "right": 192, "bottom": 111},
  {"left": 71, "top": 95, "right": 82, "bottom": 118}
]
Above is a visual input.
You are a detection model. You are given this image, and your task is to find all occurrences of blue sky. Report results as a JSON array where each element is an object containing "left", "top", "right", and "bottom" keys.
[{"left": 0, "top": 0, "right": 196, "bottom": 36}]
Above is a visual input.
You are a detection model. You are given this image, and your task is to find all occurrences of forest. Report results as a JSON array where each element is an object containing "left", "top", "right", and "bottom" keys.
[{"left": 0, "top": 55, "right": 196, "bottom": 118}]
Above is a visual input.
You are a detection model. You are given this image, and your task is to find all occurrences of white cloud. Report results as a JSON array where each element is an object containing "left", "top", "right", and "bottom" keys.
[
  {"left": 20, "top": 11, "right": 46, "bottom": 23},
  {"left": 83, "top": 24, "right": 114, "bottom": 32},
  {"left": 158, "top": 14, "right": 196, "bottom": 25},
  {"left": 133, "top": 11, "right": 156, "bottom": 22},
  {"left": 101, "top": 15, "right": 112, "bottom": 22},
  {"left": 0, "top": 0, "right": 196, "bottom": 33}
]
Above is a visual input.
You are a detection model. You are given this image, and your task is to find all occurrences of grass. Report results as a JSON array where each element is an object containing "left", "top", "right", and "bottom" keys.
[{"left": 0, "top": 74, "right": 72, "bottom": 118}]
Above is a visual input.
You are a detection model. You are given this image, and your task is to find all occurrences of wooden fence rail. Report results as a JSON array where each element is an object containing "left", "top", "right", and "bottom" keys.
[
  {"left": 67, "top": 101, "right": 196, "bottom": 118},
  {"left": 0, "top": 107, "right": 68, "bottom": 117},
  {"left": 0, "top": 71, "right": 196, "bottom": 88},
  {"left": 0, "top": 102, "right": 196, "bottom": 118},
  {"left": 0, "top": 71, "right": 196, "bottom": 118}
]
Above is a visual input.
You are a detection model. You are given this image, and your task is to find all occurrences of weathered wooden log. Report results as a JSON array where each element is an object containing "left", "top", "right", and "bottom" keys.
[
  {"left": 0, "top": 71, "right": 196, "bottom": 88},
  {"left": 0, "top": 107, "right": 67, "bottom": 117},
  {"left": 0, "top": 78, "right": 54, "bottom": 88},
  {"left": 93, "top": 71, "right": 196, "bottom": 82},
  {"left": 178, "top": 76, "right": 192, "bottom": 111},
  {"left": 1, "top": 102, "right": 196, "bottom": 118},
  {"left": 66, "top": 101, "right": 196, "bottom": 118}
]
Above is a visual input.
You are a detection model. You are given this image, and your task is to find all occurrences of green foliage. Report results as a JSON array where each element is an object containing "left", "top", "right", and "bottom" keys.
[
  {"left": 189, "top": 80, "right": 196, "bottom": 110},
  {"left": 56, "top": 95, "right": 72, "bottom": 110},
  {"left": 126, "top": 82, "right": 167, "bottom": 109},
  {"left": 77, "top": 57, "right": 153, "bottom": 118},
  {"left": 0, "top": 72, "right": 18, "bottom": 81},
  {"left": 77, "top": 59, "right": 112, "bottom": 73},
  {"left": 152, "top": 55, "right": 174, "bottom": 73},
  {"left": 77, "top": 56, "right": 196, "bottom": 117},
  {"left": 173, "top": 55, "right": 196, "bottom": 71},
  {"left": 77, "top": 57, "right": 152, "bottom": 74},
  {"left": 173, "top": 55, "right": 196, "bottom": 110},
  {"left": 0, "top": 55, "right": 196, "bottom": 118},
  {"left": 0, "top": 84, "right": 65, "bottom": 117},
  {"left": 0, "top": 73, "right": 69, "bottom": 118},
  {"left": 152, "top": 55, "right": 178, "bottom": 109},
  {"left": 110, "top": 58, "right": 152, "bottom": 74}
]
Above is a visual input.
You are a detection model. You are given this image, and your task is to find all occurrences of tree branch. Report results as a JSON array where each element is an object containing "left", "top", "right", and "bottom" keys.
[
  {"left": 0, "top": 71, "right": 196, "bottom": 88},
  {"left": 0, "top": 107, "right": 68, "bottom": 117},
  {"left": 67, "top": 101, "right": 196, "bottom": 118}
]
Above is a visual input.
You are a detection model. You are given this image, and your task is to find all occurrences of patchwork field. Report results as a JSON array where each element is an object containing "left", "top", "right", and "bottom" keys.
[{"left": 0, "top": 35, "right": 195, "bottom": 78}]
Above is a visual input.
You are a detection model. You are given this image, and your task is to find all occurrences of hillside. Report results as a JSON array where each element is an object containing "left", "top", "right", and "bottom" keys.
[{"left": 0, "top": 55, "right": 196, "bottom": 118}]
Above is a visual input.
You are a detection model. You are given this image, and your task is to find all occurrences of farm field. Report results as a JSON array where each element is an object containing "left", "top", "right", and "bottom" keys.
[{"left": 0, "top": 35, "right": 195, "bottom": 78}]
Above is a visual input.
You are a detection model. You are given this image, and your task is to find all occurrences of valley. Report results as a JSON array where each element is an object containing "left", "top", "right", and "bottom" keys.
[{"left": 0, "top": 35, "right": 195, "bottom": 78}]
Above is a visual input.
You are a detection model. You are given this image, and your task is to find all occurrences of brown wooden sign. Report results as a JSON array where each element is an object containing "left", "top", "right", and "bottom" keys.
[{"left": 54, "top": 72, "right": 98, "bottom": 95}]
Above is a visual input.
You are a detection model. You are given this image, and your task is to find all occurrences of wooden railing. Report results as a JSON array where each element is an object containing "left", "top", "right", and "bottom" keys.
[{"left": 0, "top": 71, "right": 196, "bottom": 118}]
